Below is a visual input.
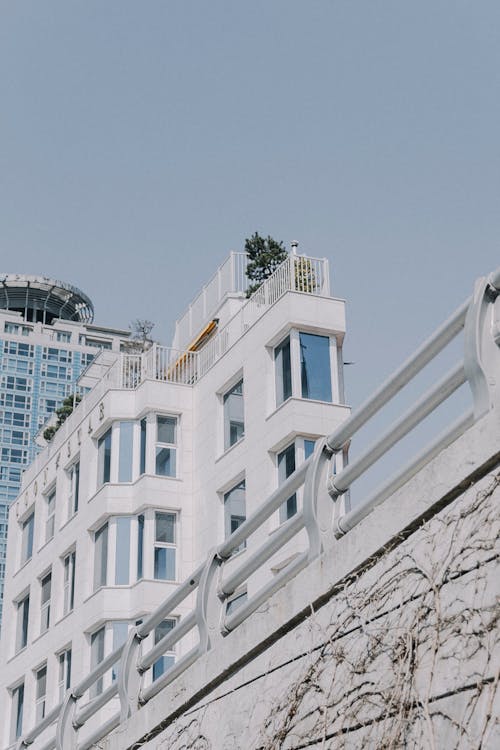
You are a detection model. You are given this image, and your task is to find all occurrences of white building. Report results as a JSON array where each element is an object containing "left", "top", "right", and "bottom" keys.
[
  {"left": 0, "top": 252, "right": 349, "bottom": 749},
  {"left": 0, "top": 275, "right": 132, "bottom": 626}
]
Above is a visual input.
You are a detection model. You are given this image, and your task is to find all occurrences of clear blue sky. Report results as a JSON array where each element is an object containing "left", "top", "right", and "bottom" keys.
[{"left": 1, "top": 0, "right": 499, "bottom": 418}]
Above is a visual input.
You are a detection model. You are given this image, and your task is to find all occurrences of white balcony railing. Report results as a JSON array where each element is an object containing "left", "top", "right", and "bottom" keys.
[{"left": 21, "top": 254, "right": 328, "bottom": 487}]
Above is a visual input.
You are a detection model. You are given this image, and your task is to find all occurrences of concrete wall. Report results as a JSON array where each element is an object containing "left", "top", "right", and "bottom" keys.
[{"left": 103, "top": 408, "right": 500, "bottom": 750}]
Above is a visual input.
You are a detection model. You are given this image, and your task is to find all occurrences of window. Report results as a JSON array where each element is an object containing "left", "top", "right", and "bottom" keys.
[
  {"left": 111, "top": 622, "right": 130, "bottom": 680},
  {"left": 278, "top": 439, "right": 316, "bottom": 523},
  {"left": 154, "top": 512, "right": 176, "bottom": 581},
  {"left": 35, "top": 664, "right": 47, "bottom": 722},
  {"left": 63, "top": 551, "right": 76, "bottom": 614},
  {"left": 97, "top": 428, "right": 112, "bottom": 486},
  {"left": 137, "top": 514, "right": 144, "bottom": 580},
  {"left": 55, "top": 330, "right": 71, "bottom": 342},
  {"left": 224, "top": 480, "right": 246, "bottom": 553},
  {"left": 90, "top": 627, "right": 105, "bottom": 697},
  {"left": 299, "top": 332, "right": 332, "bottom": 402},
  {"left": 58, "top": 648, "right": 72, "bottom": 702},
  {"left": 16, "top": 593, "right": 30, "bottom": 652},
  {"left": 152, "top": 618, "right": 176, "bottom": 681},
  {"left": 21, "top": 512, "right": 34, "bottom": 564},
  {"left": 115, "top": 517, "right": 131, "bottom": 585},
  {"left": 45, "top": 489, "right": 56, "bottom": 542},
  {"left": 10, "top": 682, "right": 24, "bottom": 741},
  {"left": 118, "top": 421, "right": 134, "bottom": 482},
  {"left": 275, "top": 336, "right": 292, "bottom": 405},
  {"left": 278, "top": 444, "right": 297, "bottom": 523},
  {"left": 140, "top": 418, "right": 147, "bottom": 474},
  {"left": 68, "top": 462, "right": 80, "bottom": 518},
  {"left": 40, "top": 572, "right": 51, "bottom": 633},
  {"left": 94, "top": 522, "right": 108, "bottom": 590},
  {"left": 155, "top": 416, "right": 177, "bottom": 477},
  {"left": 223, "top": 379, "right": 244, "bottom": 449}
]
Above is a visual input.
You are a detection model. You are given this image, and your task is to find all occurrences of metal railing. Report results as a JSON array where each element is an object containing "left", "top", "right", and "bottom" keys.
[
  {"left": 173, "top": 252, "right": 249, "bottom": 351},
  {"left": 21, "top": 254, "right": 325, "bottom": 489},
  {"left": 12, "top": 266, "right": 500, "bottom": 750}
]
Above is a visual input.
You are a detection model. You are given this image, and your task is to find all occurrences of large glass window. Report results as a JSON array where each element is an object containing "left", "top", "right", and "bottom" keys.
[
  {"left": 224, "top": 480, "right": 246, "bottom": 552},
  {"left": 90, "top": 627, "right": 105, "bottom": 697},
  {"left": 118, "top": 421, "right": 134, "bottom": 482},
  {"left": 40, "top": 571, "right": 51, "bottom": 633},
  {"left": 35, "top": 664, "right": 47, "bottom": 722},
  {"left": 275, "top": 336, "right": 292, "bottom": 405},
  {"left": 58, "top": 648, "right": 72, "bottom": 702},
  {"left": 11, "top": 683, "right": 24, "bottom": 742},
  {"left": 97, "top": 428, "right": 112, "bottom": 486},
  {"left": 68, "top": 462, "right": 80, "bottom": 518},
  {"left": 16, "top": 594, "right": 30, "bottom": 652},
  {"left": 223, "top": 379, "right": 244, "bottom": 450},
  {"left": 152, "top": 618, "right": 176, "bottom": 681},
  {"left": 299, "top": 332, "right": 332, "bottom": 402},
  {"left": 94, "top": 522, "right": 108, "bottom": 590},
  {"left": 278, "top": 445, "right": 297, "bottom": 523},
  {"left": 45, "top": 490, "right": 56, "bottom": 543},
  {"left": 21, "top": 512, "right": 34, "bottom": 564},
  {"left": 154, "top": 512, "right": 176, "bottom": 580},
  {"left": 155, "top": 417, "right": 177, "bottom": 477},
  {"left": 115, "top": 517, "right": 131, "bottom": 585},
  {"left": 63, "top": 551, "right": 76, "bottom": 615}
]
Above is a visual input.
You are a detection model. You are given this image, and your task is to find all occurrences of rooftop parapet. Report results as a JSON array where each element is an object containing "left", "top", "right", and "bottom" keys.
[{"left": 0, "top": 273, "right": 94, "bottom": 324}]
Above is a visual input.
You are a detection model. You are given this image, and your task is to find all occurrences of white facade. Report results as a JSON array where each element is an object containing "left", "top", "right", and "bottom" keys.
[{"left": 0, "top": 254, "right": 348, "bottom": 749}]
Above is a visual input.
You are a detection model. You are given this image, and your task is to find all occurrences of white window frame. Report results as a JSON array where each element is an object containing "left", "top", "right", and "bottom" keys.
[
  {"left": 34, "top": 663, "right": 47, "bottom": 723},
  {"left": 10, "top": 681, "right": 24, "bottom": 742},
  {"left": 16, "top": 591, "right": 30, "bottom": 653},
  {"left": 273, "top": 329, "right": 339, "bottom": 408},
  {"left": 20, "top": 511, "right": 34, "bottom": 565},
  {"left": 154, "top": 415, "right": 178, "bottom": 478},
  {"left": 66, "top": 460, "right": 80, "bottom": 520},
  {"left": 58, "top": 647, "right": 72, "bottom": 702},
  {"left": 153, "top": 511, "right": 177, "bottom": 581},
  {"left": 40, "top": 569, "right": 51, "bottom": 634},
  {"left": 63, "top": 550, "right": 76, "bottom": 615},
  {"left": 275, "top": 437, "right": 317, "bottom": 526},
  {"left": 222, "top": 377, "right": 245, "bottom": 451},
  {"left": 45, "top": 487, "right": 56, "bottom": 543}
]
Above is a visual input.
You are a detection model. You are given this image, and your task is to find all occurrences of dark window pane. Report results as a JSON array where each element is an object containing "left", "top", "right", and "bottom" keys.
[
  {"left": 154, "top": 547, "right": 176, "bottom": 580},
  {"left": 155, "top": 513, "right": 175, "bottom": 543},
  {"left": 137, "top": 515, "right": 144, "bottom": 580},
  {"left": 278, "top": 444, "right": 297, "bottom": 523},
  {"left": 275, "top": 337, "right": 292, "bottom": 405},
  {"left": 140, "top": 418, "right": 147, "bottom": 474},
  {"left": 155, "top": 446, "right": 176, "bottom": 476},
  {"left": 299, "top": 333, "right": 332, "bottom": 402}
]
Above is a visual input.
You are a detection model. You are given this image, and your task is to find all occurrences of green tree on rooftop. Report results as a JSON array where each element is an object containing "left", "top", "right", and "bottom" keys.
[{"left": 245, "top": 232, "right": 287, "bottom": 297}]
